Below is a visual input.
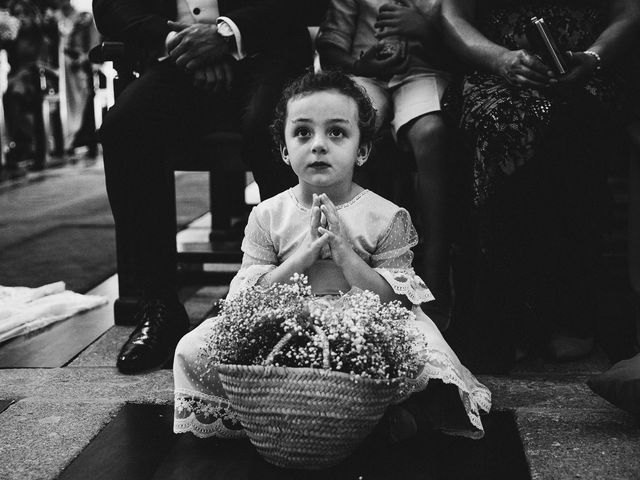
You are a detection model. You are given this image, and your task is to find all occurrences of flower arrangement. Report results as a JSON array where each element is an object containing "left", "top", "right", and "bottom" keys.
[
  {"left": 206, "top": 274, "right": 427, "bottom": 468},
  {"left": 201, "top": 274, "right": 426, "bottom": 382}
]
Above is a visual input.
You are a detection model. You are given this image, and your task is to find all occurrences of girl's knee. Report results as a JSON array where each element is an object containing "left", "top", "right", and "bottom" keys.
[{"left": 174, "top": 329, "right": 203, "bottom": 366}]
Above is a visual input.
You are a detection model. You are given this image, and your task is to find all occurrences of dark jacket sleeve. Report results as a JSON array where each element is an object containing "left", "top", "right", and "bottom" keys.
[
  {"left": 92, "top": 0, "right": 317, "bottom": 59},
  {"left": 222, "top": 0, "right": 308, "bottom": 55},
  {"left": 92, "top": 0, "right": 171, "bottom": 54}
]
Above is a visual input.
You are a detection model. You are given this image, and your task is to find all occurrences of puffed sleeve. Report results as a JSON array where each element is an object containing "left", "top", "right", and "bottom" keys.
[
  {"left": 372, "top": 209, "right": 435, "bottom": 305},
  {"left": 315, "top": 0, "right": 357, "bottom": 53},
  {"left": 227, "top": 207, "right": 277, "bottom": 298}
]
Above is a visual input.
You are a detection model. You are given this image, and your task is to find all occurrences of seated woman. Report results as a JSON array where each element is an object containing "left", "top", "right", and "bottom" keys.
[{"left": 441, "top": 0, "right": 640, "bottom": 367}]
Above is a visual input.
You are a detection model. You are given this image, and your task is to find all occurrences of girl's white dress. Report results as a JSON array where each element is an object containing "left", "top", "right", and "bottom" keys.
[{"left": 174, "top": 189, "right": 491, "bottom": 439}]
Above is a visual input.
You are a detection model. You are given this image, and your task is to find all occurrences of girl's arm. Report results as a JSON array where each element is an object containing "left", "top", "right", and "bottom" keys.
[
  {"left": 257, "top": 195, "right": 329, "bottom": 287},
  {"left": 327, "top": 239, "right": 403, "bottom": 304},
  {"left": 318, "top": 194, "right": 405, "bottom": 304}
]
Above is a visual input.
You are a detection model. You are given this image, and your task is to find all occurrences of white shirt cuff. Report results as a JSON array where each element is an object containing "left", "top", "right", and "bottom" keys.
[
  {"left": 217, "top": 17, "right": 245, "bottom": 60},
  {"left": 158, "top": 30, "right": 178, "bottom": 61}
]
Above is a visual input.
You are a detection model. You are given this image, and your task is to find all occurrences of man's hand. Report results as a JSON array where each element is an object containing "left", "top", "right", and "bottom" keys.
[
  {"left": 495, "top": 49, "right": 556, "bottom": 88},
  {"left": 167, "top": 21, "right": 230, "bottom": 71},
  {"left": 354, "top": 44, "right": 408, "bottom": 79},
  {"left": 375, "top": 0, "right": 439, "bottom": 42},
  {"left": 192, "top": 59, "right": 234, "bottom": 92}
]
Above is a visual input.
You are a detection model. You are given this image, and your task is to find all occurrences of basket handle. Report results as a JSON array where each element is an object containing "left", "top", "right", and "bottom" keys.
[{"left": 263, "top": 324, "right": 331, "bottom": 370}]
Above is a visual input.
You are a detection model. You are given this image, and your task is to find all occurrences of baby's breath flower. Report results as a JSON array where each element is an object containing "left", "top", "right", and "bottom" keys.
[{"left": 200, "top": 276, "right": 426, "bottom": 380}]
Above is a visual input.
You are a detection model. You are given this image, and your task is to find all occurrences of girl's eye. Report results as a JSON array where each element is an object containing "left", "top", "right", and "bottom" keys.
[
  {"left": 328, "top": 128, "right": 345, "bottom": 138},
  {"left": 294, "top": 127, "right": 311, "bottom": 137}
]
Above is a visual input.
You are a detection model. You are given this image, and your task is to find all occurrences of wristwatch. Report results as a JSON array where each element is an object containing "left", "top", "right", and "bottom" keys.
[{"left": 217, "top": 22, "right": 237, "bottom": 52}]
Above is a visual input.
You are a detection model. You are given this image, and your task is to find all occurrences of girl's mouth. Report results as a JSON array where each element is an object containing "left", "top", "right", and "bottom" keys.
[{"left": 309, "top": 161, "right": 330, "bottom": 169}]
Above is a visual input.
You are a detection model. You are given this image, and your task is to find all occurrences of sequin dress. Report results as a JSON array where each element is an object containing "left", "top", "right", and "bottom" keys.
[{"left": 173, "top": 188, "right": 491, "bottom": 439}]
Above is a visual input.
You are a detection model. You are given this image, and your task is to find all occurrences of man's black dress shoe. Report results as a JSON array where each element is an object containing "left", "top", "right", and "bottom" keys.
[{"left": 117, "top": 299, "right": 189, "bottom": 374}]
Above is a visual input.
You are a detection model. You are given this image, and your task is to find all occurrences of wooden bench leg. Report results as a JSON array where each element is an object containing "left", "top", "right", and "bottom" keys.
[{"left": 209, "top": 170, "right": 246, "bottom": 242}]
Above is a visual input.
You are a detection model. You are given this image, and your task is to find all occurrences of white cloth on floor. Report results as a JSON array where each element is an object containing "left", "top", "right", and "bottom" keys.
[{"left": 0, "top": 282, "right": 108, "bottom": 343}]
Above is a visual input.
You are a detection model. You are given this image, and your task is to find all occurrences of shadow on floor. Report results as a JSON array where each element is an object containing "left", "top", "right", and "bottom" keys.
[{"left": 58, "top": 404, "right": 530, "bottom": 480}]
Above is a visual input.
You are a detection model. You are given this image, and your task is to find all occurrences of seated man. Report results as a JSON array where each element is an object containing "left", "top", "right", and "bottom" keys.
[{"left": 93, "top": 0, "right": 312, "bottom": 374}]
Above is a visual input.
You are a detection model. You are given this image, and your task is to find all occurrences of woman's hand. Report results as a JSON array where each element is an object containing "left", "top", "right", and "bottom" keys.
[
  {"left": 354, "top": 44, "right": 408, "bottom": 78},
  {"left": 555, "top": 51, "right": 599, "bottom": 88},
  {"left": 289, "top": 194, "right": 330, "bottom": 270},
  {"left": 374, "top": 0, "right": 439, "bottom": 42},
  {"left": 495, "top": 49, "right": 557, "bottom": 88},
  {"left": 316, "top": 194, "right": 357, "bottom": 268}
]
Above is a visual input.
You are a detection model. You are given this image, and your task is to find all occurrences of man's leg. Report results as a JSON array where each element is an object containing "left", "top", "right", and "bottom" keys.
[
  {"left": 99, "top": 61, "right": 217, "bottom": 373},
  {"left": 235, "top": 54, "right": 300, "bottom": 201}
]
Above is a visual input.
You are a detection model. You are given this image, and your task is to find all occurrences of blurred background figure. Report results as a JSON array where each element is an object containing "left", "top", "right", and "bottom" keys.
[
  {"left": 49, "top": 0, "right": 100, "bottom": 156},
  {"left": 0, "top": 0, "right": 98, "bottom": 176},
  {"left": 2, "top": 0, "right": 52, "bottom": 172},
  {"left": 0, "top": 5, "right": 20, "bottom": 171}
]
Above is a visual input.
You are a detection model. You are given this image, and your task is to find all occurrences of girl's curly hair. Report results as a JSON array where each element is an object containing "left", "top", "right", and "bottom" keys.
[{"left": 270, "top": 70, "right": 377, "bottom": 152}]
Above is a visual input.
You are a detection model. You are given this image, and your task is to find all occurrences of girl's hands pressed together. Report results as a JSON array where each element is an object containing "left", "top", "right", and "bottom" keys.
[
  {"left": 316, "top": 194, "right": 356, "bottom": 268},
  {"left": 291, "top": 194, "right": 331, "bottom": 269}
]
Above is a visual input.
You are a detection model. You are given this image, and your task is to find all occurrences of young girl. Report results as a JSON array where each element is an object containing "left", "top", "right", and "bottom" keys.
[{"left": 173, "top": 71, "right": 490, "bottom": 441}]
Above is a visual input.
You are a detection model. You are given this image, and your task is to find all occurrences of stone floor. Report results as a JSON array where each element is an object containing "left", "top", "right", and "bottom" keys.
[{"left": 0, "top": 159, "right": 639, "bottom": 479}]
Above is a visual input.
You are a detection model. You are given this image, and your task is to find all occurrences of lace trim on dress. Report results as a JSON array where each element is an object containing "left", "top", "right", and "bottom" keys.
[
  {"left": 174, "top": 388, "right": 246, "bottom": 439},
  {"left": 288, "top": 188, "right": 371, "bottom": 212},
  {"left": 228, "top": 264, "right": 276, "bottom": 299},
  {"left": 375, "top": 268, "right": 435, "bottom": 305},
  {"left": 393, "top": 346, "right": 492, "bottom": 439}
]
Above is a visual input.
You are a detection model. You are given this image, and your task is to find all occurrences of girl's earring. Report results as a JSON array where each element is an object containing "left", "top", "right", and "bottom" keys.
[
  {"left": 281, "top": 146, "right": 290, "bottom": 165},
  {"left": 356, "top": 145, "right": 370, "bottom": 166}
]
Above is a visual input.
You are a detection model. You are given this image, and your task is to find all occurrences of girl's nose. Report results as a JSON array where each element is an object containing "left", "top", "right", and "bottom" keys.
[{"left": 311, "top": 135, "right": 328, "bottom": 154}]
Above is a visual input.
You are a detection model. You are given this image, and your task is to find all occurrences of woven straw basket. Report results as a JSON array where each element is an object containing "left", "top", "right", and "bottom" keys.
[{"left": 217, "top": 325, "right": 402, "bottom": 469}]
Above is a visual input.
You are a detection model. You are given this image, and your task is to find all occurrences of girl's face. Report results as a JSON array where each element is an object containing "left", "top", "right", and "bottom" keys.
[{"left": 282, "top": 90, "right": 368, "bottom": 192}]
